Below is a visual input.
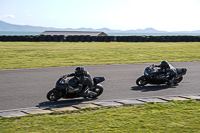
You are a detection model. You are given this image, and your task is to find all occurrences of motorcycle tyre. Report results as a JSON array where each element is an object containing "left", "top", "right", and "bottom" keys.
[
  {"left": 89, "top": 84, "right": 104, "bottom": 98},
  {"left": 47, "top": 89, "right": 61, "bottom": 101},
  {"left": 174, "top": 77, "right": 183, "bottom": 84},
  {"left": 136, "top": 76, "right": 148, "bottom": 86}
]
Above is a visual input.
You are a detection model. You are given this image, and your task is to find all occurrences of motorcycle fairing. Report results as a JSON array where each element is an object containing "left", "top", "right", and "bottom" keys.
[
  {"left": 93, "top": 77, "right": 105, "bottom": 85},
  {"left": 176, "top": 68, "right": 187, "bottom": 75}
]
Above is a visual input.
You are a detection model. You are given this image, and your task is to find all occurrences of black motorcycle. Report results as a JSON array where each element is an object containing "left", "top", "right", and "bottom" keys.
[
  {"left": 47, "top": 75, "right": 105, "bottom": 101},
  {"left": 136, "top": 64, "right": 187, "bottom": 86}
]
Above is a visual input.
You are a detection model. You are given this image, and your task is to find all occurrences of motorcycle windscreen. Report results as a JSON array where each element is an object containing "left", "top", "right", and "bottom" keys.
[{"left": 93, "top": 77, "right": 105, "bottom": 84}]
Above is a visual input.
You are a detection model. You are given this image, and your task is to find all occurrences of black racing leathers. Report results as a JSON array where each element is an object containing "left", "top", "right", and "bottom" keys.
[
  {"left": 67, "top": 71, "right": 93, "bottom": 93},
  {"left": 156, "top": 64, "right": 177, "bottom": 83}
]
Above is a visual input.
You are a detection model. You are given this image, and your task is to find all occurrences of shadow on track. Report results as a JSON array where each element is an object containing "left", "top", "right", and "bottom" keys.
[
  {"left": 36, "top": 98, "right": 98, "bottom": 108},
  {"left": 131, "top": 84, "right": 178, "bottom": 92}
]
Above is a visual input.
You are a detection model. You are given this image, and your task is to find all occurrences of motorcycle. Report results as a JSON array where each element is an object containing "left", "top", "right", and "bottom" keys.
[
  {"left": 136, "top": 64, "right": 187, "bottom": 86},
  {"left": 47, "top": 75, "right": 105, "bottom": 101}
]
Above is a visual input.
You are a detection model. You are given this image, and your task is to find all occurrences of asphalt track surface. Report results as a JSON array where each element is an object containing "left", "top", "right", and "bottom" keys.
[{"left": 0, "top": 61, "right": 199, "bottom": 111}]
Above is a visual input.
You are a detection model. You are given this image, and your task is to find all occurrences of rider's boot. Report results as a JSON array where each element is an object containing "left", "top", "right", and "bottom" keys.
[
  {"left": 167, "top": 77, "right": 175, "bottom": 85},
  {"left": 167, "top": 80, "right": 172, "bottom": 85}
]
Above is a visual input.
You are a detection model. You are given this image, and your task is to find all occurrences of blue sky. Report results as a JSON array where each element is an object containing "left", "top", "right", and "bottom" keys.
[{"left": 0, "top": 0, "right": 200, "bottom": 31}]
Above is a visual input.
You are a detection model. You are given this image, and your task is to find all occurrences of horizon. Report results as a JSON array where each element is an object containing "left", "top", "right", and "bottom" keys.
[
  {"left": 1, "top": 20, "right": 200, "bottom": 33},
  {"left": 0, "top": 0, "right": 200, "bottom": 32}
]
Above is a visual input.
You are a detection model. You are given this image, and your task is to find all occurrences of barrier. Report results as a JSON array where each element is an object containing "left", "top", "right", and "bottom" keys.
[
  {"left": 80, "top": 35, "right": 85, "bottom": 42},
  {"left": 46, "top": 35, "right": 52, "bottom": 42},
  {"left": 85, "top": 35, "right": 91, "bottom": 42},
  {"left": 1, "top": 36, "right": 7, "bottom": 41},
  {"left": 74, "top": 36, "right": 79, "bottom": 42},
  {"left": 66, "top": 36, "right": 73, "bottom": 42},
  {"left": 59, "top": 35, "right": 64, "bottom": 42},
  {"left": 109, "top": 36, "right": 115, "bottom": 42},
  {"left": 39, "top": 35, "right": 46, "bottom": 41},
  {"left": 97, "top": 36, "right": 103, "bottom": 42},
  {"left": 91, "top": 36, "right": 97, "bottom": 42},
  {"left": 0, "top": 35, "right": 200, "bottom": 42}
]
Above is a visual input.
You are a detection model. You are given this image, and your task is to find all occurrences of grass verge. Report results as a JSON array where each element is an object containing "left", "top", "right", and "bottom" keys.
[
  {"left": 0, "top": 42, "right": 200, "bottom": 70},
  {"left": 1, "top": 100, "right": 200, "bottom": 132}
]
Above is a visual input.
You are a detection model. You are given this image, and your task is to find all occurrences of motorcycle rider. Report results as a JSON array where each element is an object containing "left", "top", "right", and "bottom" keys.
[
  {"left": 67, "top": 66, "right": 93, "bottom": 96},
  {"left": 155, "top": 60, "right": 177, "bottom": 85}
]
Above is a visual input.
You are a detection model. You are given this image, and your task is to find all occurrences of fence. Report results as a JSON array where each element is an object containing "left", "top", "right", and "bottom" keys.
[{"left": 0, "top": 35, "right": 200, "bottom": 42}]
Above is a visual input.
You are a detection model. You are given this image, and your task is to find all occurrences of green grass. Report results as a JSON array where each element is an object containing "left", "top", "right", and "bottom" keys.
[
  {"left": 1, "top": 100, "right": 200, "bottom": 133},
  {"left": 1, "top": 42, "right": 200, "bottom": 132},
  {"left": 0, "top": 42, "right": 200, "bottom": 70}
]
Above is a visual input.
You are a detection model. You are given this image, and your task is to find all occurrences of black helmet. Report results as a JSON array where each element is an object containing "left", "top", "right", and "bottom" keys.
[
  {"left": 160, "top": 60, "right": 169, "bottom": 70},
  {"left": 75, "top": 66, "right": 84, "bottom": 76}
]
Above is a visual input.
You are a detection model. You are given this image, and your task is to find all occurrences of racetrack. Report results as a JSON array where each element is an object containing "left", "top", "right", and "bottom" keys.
[{"left": 0, "top": 61, "right": 199, "bottom": 111}]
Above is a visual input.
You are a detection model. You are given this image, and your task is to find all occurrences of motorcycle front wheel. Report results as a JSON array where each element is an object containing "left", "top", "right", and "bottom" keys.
[
  {"left": 136, "top": 76, "right": 148, "bottom": 86},
  {"left": 174, "top": 77, "right": 183, "bottom": 84},
  {"left": 46, "top": 89, "right": 62, "bottom": 101},
  {"left": 89, "top": 84, "right": 104, "bottom": 98}
]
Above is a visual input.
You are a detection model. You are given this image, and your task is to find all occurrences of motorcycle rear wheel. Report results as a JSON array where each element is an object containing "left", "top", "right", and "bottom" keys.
[
  {"left": 136, "top": 76, "right": 148, "bottom": 86},
  {"left": 47, "top": 89, "right": 61, "bottom": 101}
]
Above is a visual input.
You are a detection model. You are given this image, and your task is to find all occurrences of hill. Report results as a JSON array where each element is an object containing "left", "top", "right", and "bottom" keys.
[
  {"left": 0, "top": 20, "right": 62, "bottom": 31},
  {"left": 0, "top": 20, "right": 200, "bottom": 33}
]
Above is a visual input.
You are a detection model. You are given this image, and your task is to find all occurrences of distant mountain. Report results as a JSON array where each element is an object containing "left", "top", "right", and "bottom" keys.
[
  {"left": 0, "top": 20, "right": 200, "bottom": 33},
  {"left": 125, "top": 28, "right": 167, "bottom": 33},
  {"left": 0, "top": 20, "right": 63, "bottom": 31}
]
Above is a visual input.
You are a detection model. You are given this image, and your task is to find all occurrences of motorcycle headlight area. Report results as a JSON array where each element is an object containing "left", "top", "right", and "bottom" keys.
[{"left": 60, "top": 79, "right": 68, "bottom": 84}]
